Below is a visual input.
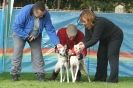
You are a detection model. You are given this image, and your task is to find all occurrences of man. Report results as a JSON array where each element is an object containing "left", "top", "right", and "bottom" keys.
[
  {"left": 11, "top": 1, "right": 62, "bottom": 81},
  {"left": 50, "top": 24, "right": 87, "bottom": 81}
]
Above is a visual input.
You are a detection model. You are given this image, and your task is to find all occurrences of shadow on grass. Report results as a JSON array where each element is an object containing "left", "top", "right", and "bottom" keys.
[
  {"left": 0, "top": 72, "right": 94, "bottom": 82},
  {"left": 0, "top": 72, "right": 133, "bottom": 83}
]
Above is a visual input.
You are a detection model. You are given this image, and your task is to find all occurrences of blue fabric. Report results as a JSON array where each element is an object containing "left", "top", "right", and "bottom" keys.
[{"left": 12, "top": 4, "right": 59, "bottom": 45}]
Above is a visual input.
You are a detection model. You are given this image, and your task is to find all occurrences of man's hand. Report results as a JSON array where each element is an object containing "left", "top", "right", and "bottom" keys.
[
  {"left": 28, "top": 35, "right": 36, "bottom": 42},
  {"left": 56, "top": 44, "right": 63, "bottom": 50},
  {"left": 28, "top": 30, "right": 39, "bottom": 42},
  {"left": 55, "top": 44, "right": 64, "bottom": 53},
  {"left": 78, "top": 42, "right": 85, "bottom": 50}
]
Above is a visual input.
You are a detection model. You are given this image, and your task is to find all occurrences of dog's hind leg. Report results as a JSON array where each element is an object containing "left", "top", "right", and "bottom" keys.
[
  {"left": 63, "top": 67, "right": 66, "bottom": 82},
  {"left": 81, "top": 60, "right": 91, "bottom": 82}
]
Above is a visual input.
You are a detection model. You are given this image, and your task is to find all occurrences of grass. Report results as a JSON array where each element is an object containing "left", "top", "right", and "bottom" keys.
[{"left": 0, "top": 73, "right": 133, "bottom": 88}]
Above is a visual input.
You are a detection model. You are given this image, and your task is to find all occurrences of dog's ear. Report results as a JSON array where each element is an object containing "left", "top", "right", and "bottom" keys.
[
  {"left": 74, "top": 45, "right": 77, "bottom": 49},
  {"left": 73, "top": 45, "right": 77, "bottom": 51}
]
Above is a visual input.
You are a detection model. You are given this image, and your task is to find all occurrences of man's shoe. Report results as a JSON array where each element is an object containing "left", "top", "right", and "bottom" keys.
[
  {"left": 11, "top": 74, "right": 20, "bottom": 81},
  {"left": 36, "top": 73, "right": 45, "bottom": 81}
]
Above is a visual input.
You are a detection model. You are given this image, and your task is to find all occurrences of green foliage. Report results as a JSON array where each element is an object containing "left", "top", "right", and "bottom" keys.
[
  {"left": 13, "top": 0, "right": 133, "bottom": 12},
  {"left": 79, "top": 0, "right": 133, "bottom": 12},
  {"left": 80, "top": 0, "right": 115, "bottom": 11}
]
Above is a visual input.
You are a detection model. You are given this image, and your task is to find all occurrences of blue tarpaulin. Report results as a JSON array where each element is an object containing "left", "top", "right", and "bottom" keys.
[{"left": 0, "top": 9, "right": 133, "bottom": 77}]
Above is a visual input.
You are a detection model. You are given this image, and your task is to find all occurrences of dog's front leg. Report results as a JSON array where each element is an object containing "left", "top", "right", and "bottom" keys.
[
  {"left": 60, "top": 66, "right": 63, "bottom": 83},
  {"left": 70, "top": 66, "right": 74, "bottom": 83},
  {"left": 66, "top": 64, "right": 69, "bottom": 83},
  {"left": 74, "top": 65, "right": 79, "bottom": 82}
]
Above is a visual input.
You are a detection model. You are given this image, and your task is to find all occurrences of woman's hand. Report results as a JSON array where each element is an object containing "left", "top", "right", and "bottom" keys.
[{"left": 78, "top": 42, "right": 85, "bottom": 50}]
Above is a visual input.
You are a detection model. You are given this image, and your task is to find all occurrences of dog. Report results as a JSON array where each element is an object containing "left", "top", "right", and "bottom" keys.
[
  {"left": 56, "top": 45, "right": 69, "bottom": 83},
  {"left": 69, "top": 44, "right": 91, "bottom": 82}
]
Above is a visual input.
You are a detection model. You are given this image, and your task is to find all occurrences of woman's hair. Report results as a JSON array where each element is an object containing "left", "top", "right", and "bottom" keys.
[
  {"left": 79, "top": 9, "right": 96, "bottom": 29},
  {"left": 33, "top": 1, "right": 45, "bottom": 11}
]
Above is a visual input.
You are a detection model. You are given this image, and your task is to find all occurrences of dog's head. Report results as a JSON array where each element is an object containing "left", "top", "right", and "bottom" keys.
[
  {"left": 73, "top": 44, "right": 82, "bottom": 54},
  {"left": 58, "top": 45, "right": 67, "bottom": 56}
]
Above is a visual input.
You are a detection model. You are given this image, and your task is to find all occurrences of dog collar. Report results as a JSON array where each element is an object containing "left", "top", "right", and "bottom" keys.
[
  {"left": 59, "top": 53, "right": 68, "bottom": 57},
  {"left": 70, "top": 49, "right": 80, "bottom": 56}
]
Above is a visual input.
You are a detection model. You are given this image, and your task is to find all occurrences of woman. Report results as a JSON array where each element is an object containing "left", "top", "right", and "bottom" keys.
[{"left": 78, "top": 9, "right": 123, "bottom": 83}]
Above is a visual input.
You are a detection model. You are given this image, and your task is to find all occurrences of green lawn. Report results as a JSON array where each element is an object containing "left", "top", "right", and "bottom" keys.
[{"left": 0, "top": 73, "right": 133, "bottom": 88}]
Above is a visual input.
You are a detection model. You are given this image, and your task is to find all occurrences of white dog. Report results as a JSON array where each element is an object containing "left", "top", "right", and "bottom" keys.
[
  {"left": 70, "top": 44, "right": 91, "bottom": 82},
  {"left": 55, "top": 45, "right": 69, "bottom": 83}
]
